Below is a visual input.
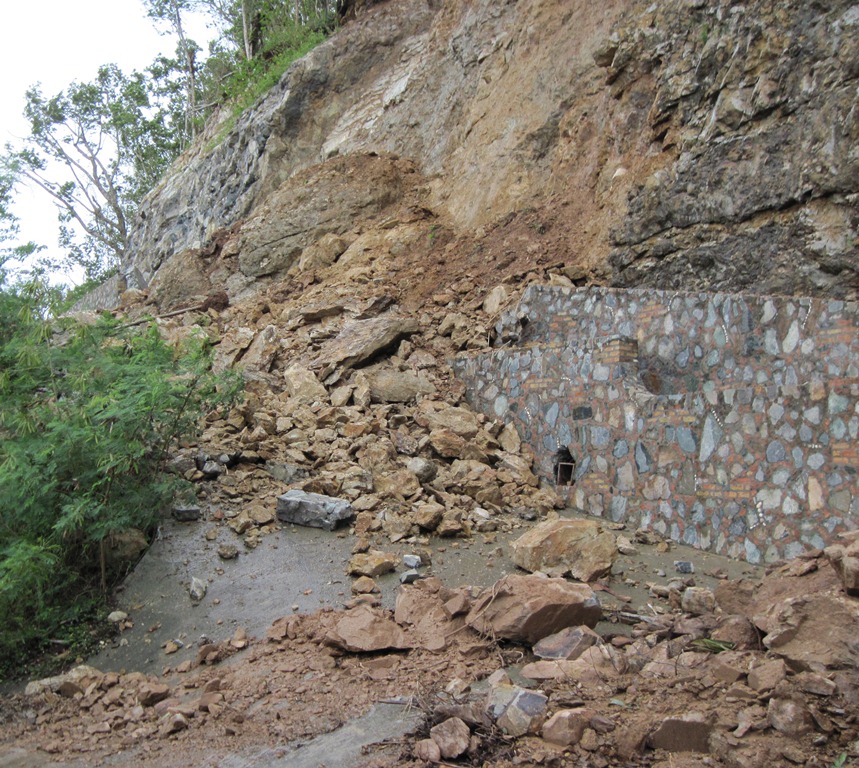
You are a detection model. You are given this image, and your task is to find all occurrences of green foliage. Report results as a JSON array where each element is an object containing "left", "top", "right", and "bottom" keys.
[
  {"left": 0, "top": 274, "right": 242, "bottom": 677},
  {"left": 226, "top": 24, "right": 327, "bottom": 114},
  {"left": 1, "top": 65, "right": 184, "bottom": 281}
]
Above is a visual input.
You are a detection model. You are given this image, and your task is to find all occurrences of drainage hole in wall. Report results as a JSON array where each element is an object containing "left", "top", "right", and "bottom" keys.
[{"left": 554, "top": 447, "right": 576, "bottom": 486}]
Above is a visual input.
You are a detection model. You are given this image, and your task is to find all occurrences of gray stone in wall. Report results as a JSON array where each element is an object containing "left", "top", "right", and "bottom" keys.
[
  {"left": 677, "top": 427, "right": 697, "bottom": 455},
  {"left": 635, "top": 442, "right": 652, "bottom": 473},
  {"left": 767, "top": 440, "right": 787, "bottom": 464},
  {"left": 700, "top": 415, "right": 722, "bottom": 463}
]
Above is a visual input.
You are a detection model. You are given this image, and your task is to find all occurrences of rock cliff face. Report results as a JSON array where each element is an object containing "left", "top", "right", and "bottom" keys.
[{"left": 95, "top": 0, "right": 856, "bottom": 311}]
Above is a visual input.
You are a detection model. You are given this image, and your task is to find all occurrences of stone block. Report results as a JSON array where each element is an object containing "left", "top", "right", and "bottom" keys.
[{"left": 276, "top": 490, "right": 354, "bottom": 530}]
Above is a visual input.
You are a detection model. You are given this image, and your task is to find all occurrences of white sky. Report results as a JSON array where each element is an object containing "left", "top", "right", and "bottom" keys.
[{"left": 0, "top": 0, "right": 211, "bottom": 283}]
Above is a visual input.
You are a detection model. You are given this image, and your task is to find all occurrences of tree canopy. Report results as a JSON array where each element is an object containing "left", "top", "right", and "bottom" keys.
[{"left": 1, "top": 0, "right": 340, "bottom": 283}]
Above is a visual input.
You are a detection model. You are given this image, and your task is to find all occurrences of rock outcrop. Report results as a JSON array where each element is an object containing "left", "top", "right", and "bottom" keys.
[{"left": 77, "top": 0, "right": 856, "bottom": 314}]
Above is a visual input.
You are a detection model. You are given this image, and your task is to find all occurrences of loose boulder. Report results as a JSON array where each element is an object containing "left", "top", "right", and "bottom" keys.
[
  {"left": 510, "top": 518, "right": 617, "bottom": 582},
  {"left": 312, "top": 315, "right": 419, "bottom": 372},
  {"left": 533, "top": 625, "right": 600, "bottom": 660},
  {"left": 429, "top": 717, "right": 471, "bottom": 759},
  {"left": 276, "top": 490, "right": 354, "bottom": 530},
  {"left": 465, "top": 574, "right": 601, "bottom": 644},
  {"left": 323, "top": 605, "right": 410, "bottom": 652}
]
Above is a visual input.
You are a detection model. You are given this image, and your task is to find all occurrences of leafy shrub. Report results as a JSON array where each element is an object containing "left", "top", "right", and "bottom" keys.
[{"left": 0, "top": 275, "right": 242, "bottom": 677}]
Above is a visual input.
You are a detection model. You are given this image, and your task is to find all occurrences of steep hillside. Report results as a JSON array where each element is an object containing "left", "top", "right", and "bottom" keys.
[
  {"left": 11, "top": 4, "right": 858, "bottom": 766},
  {"left": 80, "top": 0, "right": 857, "bottom": 313}
]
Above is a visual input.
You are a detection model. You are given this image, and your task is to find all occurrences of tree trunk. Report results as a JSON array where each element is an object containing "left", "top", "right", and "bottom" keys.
[
  {"left": 242, "top": 0, "right": 253, "bottom": 60},
  {"left": 169, "top": 0, "right": 197, "bottom": 141}
]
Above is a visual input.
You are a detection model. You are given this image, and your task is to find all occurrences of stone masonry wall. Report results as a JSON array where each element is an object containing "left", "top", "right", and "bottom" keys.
[{"left": 453, "top": 286, "right": 859, "bottom": 563}]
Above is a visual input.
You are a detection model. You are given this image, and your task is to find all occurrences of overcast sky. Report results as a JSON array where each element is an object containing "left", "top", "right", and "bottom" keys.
[{"left": 0, "top": 0, "right": 209, "bottom": 282}]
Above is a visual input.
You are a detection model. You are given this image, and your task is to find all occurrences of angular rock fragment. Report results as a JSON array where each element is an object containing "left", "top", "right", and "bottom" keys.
[
  {"left": 276, "top": 490, "right": 354, "bottom": 530},
  {"left": 486, "top": 684, "right": 548, "bottom": 737},
  {"left": 532, "top": 625, "right": 600, "bottom": 660},
  {"left": 430, "top": 717, "right": 471, "bottom": 759},
  {"left": 406, "top": 456, "right": 436, "bottom": 483},
  {"left": 767, "top": 696, "right": 814, "bottom": 736},
  {"left": 542, "top": 708, "right": 591, "bottom": 746},
  {"left": 366, "top": 368, "right": 435, "bottom": 403},
  {"left": 414, "top": 738, "right": 441, "bottom": 762},
  {"left": 417, "top": 402, "right": 482, "bottom": 438},
  {"left": 312, "top": 315, "right": 419, "bottom": 372},
  {"left": 189, "top": 577, "right": 208, "bottom": 602},
  {"left": 283, "top": 365, "right": 328, "bottom": 403},
  {"left": 648, "top": 712, "right": 712, "bottom": 752},
  {"left": 138, "top": 683, "right": 171, "bottom": 707},
  {"left": 747, "top": 658, "right": 786, "bottom": 692},
  {"left": 323, "top": 605, "right": 410, "bottom": 652},
  {"left": 466, "top": 574, "right": 601, "bottom": 644},
  {"left": 681, "top": 586, "right": 716, "bottom": 615},
  {"left": 522, "top": 644, "right": 627, "bottom": 682},
  {"left": 172, "top": 505, "right": 202, "bottom": 522},
  {"left": 824, "top": 533, "right": 859, "bottom": 596},
  {"left": 510, "top": 519, "right": 617, "bottom": 582},
  {"left": 413, "top": 502, "right": 444, "bottom": 531},
  {"left": 348, "top": 551, "right": 397, "bottom": 577}
]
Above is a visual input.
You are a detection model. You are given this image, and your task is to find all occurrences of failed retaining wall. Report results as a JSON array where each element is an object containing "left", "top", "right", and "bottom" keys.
[{"left": 453, "top": 286, "right": 859, "bottom": 563}]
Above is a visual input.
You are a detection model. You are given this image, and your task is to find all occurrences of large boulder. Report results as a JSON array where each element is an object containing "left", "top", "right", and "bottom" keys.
[
  {"left": 366, "top": 368, "right": 435, "bottom": 403},
  {"left": 323, "top": 605, "right": 410, "bottom": 652},
  {"left": 416, "top": 402, "right": 482, "bottom": 438},
  {"left": 465, "top": 574, "right": 601, "bottom": 644},
  {"left": 311, "top": 315, "right": 419, "bottom": 373},
  {"left": 276, "top": 490, "right": 354, "bottom": 530},
  {"left": 510, "top": 518, "right": 617, "bottom": 582}
]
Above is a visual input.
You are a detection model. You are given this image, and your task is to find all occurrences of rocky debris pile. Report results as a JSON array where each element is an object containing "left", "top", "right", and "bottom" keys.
[
  {"left": 14, "top": 630, "right": 249, "bottom": 754},
  {"left": 402, "top": 550, "right": 858, "bottom": 767},
  {"left": 8, "top": 550, "right": 857, "bottom": 767},
  {"left": 145, "top": 270, "right": 566, "bottom": 560}
]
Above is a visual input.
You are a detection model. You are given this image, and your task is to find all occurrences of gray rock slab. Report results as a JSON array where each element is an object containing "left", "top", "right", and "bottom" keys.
[
  {"left": 276, "top": 489, "right": 355, "bottom": 530},
  {"left": 214, "top": 702, "right": 422, "bottom": 768}
]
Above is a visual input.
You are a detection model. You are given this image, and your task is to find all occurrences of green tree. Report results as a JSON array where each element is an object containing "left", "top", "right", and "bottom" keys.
[
  {"left": 0, "top": 273, "right": 242, "bottom": 676},
  {"left": 144, "top": 0, "right": 204, "bottom": 142},
  {"left": 1, "top": 65, "right": 182, "bottom": 281}
]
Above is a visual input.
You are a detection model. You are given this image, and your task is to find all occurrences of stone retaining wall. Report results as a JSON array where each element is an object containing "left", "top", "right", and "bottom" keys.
[{"left": 453, "top": 286, "right": 859, "bottom": 563}]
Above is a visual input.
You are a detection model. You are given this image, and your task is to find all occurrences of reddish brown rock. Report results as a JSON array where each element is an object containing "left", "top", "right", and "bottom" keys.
[
  {"left": 711, "top": 614, "right": 760, "bottom": 650},
  {"left": 523, "top": 644, "right": 627, "bottom": 682},
  {"left": 510, "top": 518, "right": 617, "bottom": 582},
  {"left": 413, "top": 737, "right": 441, "bottom": 762},
  {"left": 648, "top": 712, "right": 713, "bottom": 753},
  {"left": 138, "top": 683, "right": 171, "bottom": 707},
  {"left": 542, "top": 708, "right": 591, "bottom": 746},
  {"left": 824, "top": 534, "right": 859, "bottom": 596},
  {"left": 466, "top": 574, "right": 601, "bottom": 644},
  {"left": 160, "top": 712, "right": 189, "bottom": 736},
  {"left": 323, "top": 605, "right": 410, "bottom": 652},
  {"left": 312, "top": 315, "right": 419, "bottom": 372},
  {"left": 681, "top": 587, "right": 716, "bottom": 615},
  {"left": 747, "top": 658, "right": 786, "bottom": 692},
  {"left": 767, "top": 696, "right": 814, "bottom": 736},
  {"left": 347, "top": 551, "right": 397, "bottom": 577},
  {"left": 532, "top": 625, "right": 600, "bottom": 660},
  {"left": 430, "top": 717, "right": 471, "bottom": 759}
]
